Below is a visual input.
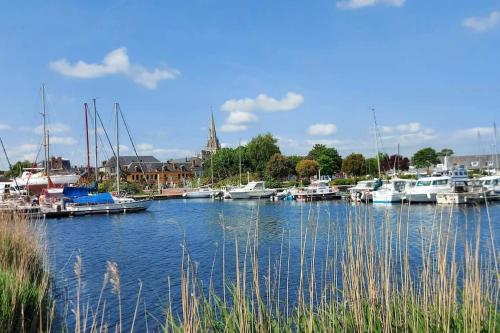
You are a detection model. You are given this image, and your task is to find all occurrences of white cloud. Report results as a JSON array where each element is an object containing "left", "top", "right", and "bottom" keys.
[
  {"left": 226, "top": 111, "right": 258, "bottom": 125},
  {"left": 381, "top": 122, "right": 422, "bottom": 134},
  {"left": 113, "top": 144, "right": 130, "bottom": 152},
  {"left": 220, "top": 124, "right": 248, "bottom": 132},
  {"left": 336, "top": 0, "right": 405, "bottom": 10},
  {"left": 453, "top": 127, "right": 494, "bottom": 140},
  {"left": 463, "top": 11, "right": 500, "bottom": 32},
  {"left": 307, "top": 123, "right": 337, "bottom": 136},
  {"left": 137, "top": 143, "right": 154, "bottom": 151},
  {"left": 34, "top": 123, "right": 71, "bottom": 135},
  {"left": 19, "top": 143, "right": 39, "bottom": 152},
  {"left": 50, "top": 136, "right": 77, "bottom": 145},
  {"left": 221, "top": 92, "right": 304, "bottom": 113},
  {"left": 136, "top": 143, "right": 195, "bottom": 159},
  {"left": 306, "top": 139, "right": 346, "bottom": 146},
  {"left": 0, "top": 123, "right": 10, "bottom": 130},
  {"left": 49, "top": 47, "right": 180, "bottom": 89}
]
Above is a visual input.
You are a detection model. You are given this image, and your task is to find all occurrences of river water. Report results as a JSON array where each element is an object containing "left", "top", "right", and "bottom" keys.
[{"left": 44, "top": 199, "right": 500, "bottom": 331}]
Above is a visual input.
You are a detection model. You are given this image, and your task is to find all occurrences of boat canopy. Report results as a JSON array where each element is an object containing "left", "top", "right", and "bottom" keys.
[
  {"left": 63, "top": 183, "right": 98, "bottom": 198},
  {"left": 63, "top": 187, "right": 90, "bottom": 198},
  {"left": 71, "top": 192, "right": 114, "bottom": 204}
]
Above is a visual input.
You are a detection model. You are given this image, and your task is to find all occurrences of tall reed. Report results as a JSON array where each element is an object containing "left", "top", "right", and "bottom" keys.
[
  {"left": 0, "top": 211, "right": 52, "bottom": 332},
  {"left": 162, "top": 203, "right": 499, "bottom": 332},
  {"left": 65, "top": 203, "right": 499, "bottom": 332}
]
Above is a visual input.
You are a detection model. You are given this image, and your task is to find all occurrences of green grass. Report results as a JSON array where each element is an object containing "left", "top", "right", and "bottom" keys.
[{"left": 0, "top": 212, "right": 52, "bottom": 332}]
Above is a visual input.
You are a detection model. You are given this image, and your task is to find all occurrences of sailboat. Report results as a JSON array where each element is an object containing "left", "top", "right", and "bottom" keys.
[
  {"left": 15, "top": 84, "right": 80, "bottom": 193},
  {"left": 45, "top": 102, "right": 152, "bottom": 216}
]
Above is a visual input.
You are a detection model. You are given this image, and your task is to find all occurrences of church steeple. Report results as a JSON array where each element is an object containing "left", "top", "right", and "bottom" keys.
[{"left": 204, "top": 111, "right": 220, "bottom": 156}]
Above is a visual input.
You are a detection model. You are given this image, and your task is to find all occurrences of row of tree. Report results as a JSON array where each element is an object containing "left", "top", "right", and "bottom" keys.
[{"left": 204, "top": 132, "right": 454, "bottom": 183}]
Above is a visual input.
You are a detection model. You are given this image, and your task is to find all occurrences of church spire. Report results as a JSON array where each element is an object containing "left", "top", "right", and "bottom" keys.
[{"left": 203, "top": 110, "right": 220, "bottom": 157}]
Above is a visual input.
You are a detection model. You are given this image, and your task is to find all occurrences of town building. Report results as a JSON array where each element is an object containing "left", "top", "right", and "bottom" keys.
[
  {"left": 102, "top": 155, "right": 201, "bottom": 188},
  {"left": 439, "top": 154, "right": 499, "bottom": 172}
]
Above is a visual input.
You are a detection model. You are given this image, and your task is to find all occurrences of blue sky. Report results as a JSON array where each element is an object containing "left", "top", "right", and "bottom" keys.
[{"left": 0, "top": 0, "right": 499, "bottom": 169}]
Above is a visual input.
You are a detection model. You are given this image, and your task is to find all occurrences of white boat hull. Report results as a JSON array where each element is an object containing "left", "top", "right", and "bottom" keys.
[
  {"left": 372, "top": 191, "right": 405, "bottom": 203},
  {"left": 65, "top": 199, "right": 153, "bottom": 215},
  {"left": 183, "top": 190, "right": 219, "bottom": 198},
  {"left": 229, "top": 189, "right": 275, "bottom": 199}
]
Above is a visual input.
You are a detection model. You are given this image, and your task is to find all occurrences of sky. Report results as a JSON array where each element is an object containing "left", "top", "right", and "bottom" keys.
[{"left": 0, "top": 0, "right": 499, "bottom": 169}]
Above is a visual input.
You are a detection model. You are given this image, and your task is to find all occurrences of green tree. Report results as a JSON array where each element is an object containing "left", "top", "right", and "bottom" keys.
[
  {"left": 364, "top": 157, "right": 379, "bottom": 176},
  {"left": 266, "top": 153, "right": 292, "bottom": 180},
  {"left": 5, "top": 160, "right": 32, "bottom": 178},
  {"left": 288, "top": 155, "right": 304, "bottom": 176},
  {"left": 342, "top": 153, "right": 365, "bottom": 176},
  {"left": 437, "top": 148, "right": 454, "bottom": 157},
  {"left": 307, "top": 144, "right": 342, "bottom": 175},
  {"left": 296, "top": 159, "right": 320, "bottom": 180},
  {"left": 245, "top": 133, "right": 280, "bottom": 175},
  {"left": 411, "top": 147, "right": 440, "bottom": 174}
]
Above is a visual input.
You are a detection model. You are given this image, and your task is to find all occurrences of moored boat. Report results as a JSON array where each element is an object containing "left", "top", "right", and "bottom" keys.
[
  {"left": 372, "top": 179, "right": 414, "bottom": 203},
  {"left": 295, "top": 180, "right": 341, "bottom": 201},
  {"left": 228, "top": 181, "right": 275, "bottom": 199},
  {"left": 183, "top": 187, "right": 221, "bottom": 198}
]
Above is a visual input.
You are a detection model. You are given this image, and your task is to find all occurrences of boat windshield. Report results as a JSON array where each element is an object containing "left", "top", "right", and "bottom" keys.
[
  {"left": 432, "top": 179, "right": 448, "bottom": 185},
  {"left": 254, "top": 183, "right": 264, "bottom": 190}
]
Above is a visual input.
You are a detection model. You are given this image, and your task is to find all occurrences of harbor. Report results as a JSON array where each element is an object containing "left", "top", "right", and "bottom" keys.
[{"left": 1, "top": 1, "right": 500, "bottom": 332}]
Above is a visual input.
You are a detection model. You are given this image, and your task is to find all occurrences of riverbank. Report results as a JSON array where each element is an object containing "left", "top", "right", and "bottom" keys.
[{"left": 0, "top": 212, "right": 52, "bottom": 332}]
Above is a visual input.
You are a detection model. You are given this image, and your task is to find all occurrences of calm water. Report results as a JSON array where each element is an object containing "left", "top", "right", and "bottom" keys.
[{"left": 44, "top": 199, "right": 500, "bottom": 331}]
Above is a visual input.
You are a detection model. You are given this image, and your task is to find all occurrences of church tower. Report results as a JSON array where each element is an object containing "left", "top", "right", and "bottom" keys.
[{"left": 202, "top": 111, "right": 221, "bottom": 159}]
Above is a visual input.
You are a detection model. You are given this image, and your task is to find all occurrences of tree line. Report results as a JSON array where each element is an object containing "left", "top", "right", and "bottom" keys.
[{"left": 203, "top": 133, "right": 454, "bottom": 184}]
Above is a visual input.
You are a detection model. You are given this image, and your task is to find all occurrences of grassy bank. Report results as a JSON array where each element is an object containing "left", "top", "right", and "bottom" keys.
[{"left": 0, "top": 212, "right": 52, "bottom": 332}]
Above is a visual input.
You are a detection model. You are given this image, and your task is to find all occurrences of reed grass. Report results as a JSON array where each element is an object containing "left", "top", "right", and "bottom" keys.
[
  {"left": 0, "top": 211, "right": 52, "bottom": 332},
  {"left": 65, "top": 203, "right": 499, "bottom": 332},
  {"left": 161, "top": 204, "right": 499, "bottom": 333}
]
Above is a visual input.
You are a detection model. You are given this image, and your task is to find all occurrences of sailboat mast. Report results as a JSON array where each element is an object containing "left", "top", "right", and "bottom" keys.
[
  {"left": 494, "top": 122, "right": 499, "bottom": 173},
  {"left": 41, "top": 83, "right": 49, "bottom": 176},
  {"left": 84, "top": 103, "right": 91, "bottom": 177},
  {"left": 238, "top": 139, "right": 242, "bottom": 186},
  {"left": 93, "top": 99, "right": 99, "bottom": 183},
  {"left": 0, "top": 137, "right": 21, "bottom": 190},
  {"left": 210, "top": 152, "right": 214, "bottom": 187},
  {"left": 115, "top": 103, "right": 120, "bottom": 195},
  {"left": 371, "top": 108, "right": 381, "bottom": 178}
]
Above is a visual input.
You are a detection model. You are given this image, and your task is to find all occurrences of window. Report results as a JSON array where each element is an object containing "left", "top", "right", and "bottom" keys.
[
  {"left": 416, "top": 181, "right": 431, "bottom": 186},
  {"left": 471, "top": 161, "right": 479, "bottom": 167},
  {"left": 432, "top": 179, "right": 448, "bottom": 185}
]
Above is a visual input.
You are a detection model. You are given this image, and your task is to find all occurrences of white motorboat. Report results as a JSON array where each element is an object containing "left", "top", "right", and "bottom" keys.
[
  {"left": 404, "top": 176, "right": 454, "bottom": 203},
  {"left": 478, "top": 175, "right": 500, "bottom": 199},
  {"left": 228, "top": 181, "right": 275, "bottom": 199},
  {"left": 183, "top": 187, "right": 220, "bottom": 198},
  {"left": 349, "top": 179, "right": 382, "bottom": 202},
  {"left": 372, "top": 179, "right": 414, "bottom": 203},
  {"left": 295, "top": 180, "right": 341, "bottom": 201}
]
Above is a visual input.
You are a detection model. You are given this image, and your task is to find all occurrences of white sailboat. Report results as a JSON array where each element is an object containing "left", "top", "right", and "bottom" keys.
[
  {"left": 62, "top": 103, "right": 152, "bottom": 215},
  {"left": 16, "top": 84, "right": 80, "bottom": 193}
]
